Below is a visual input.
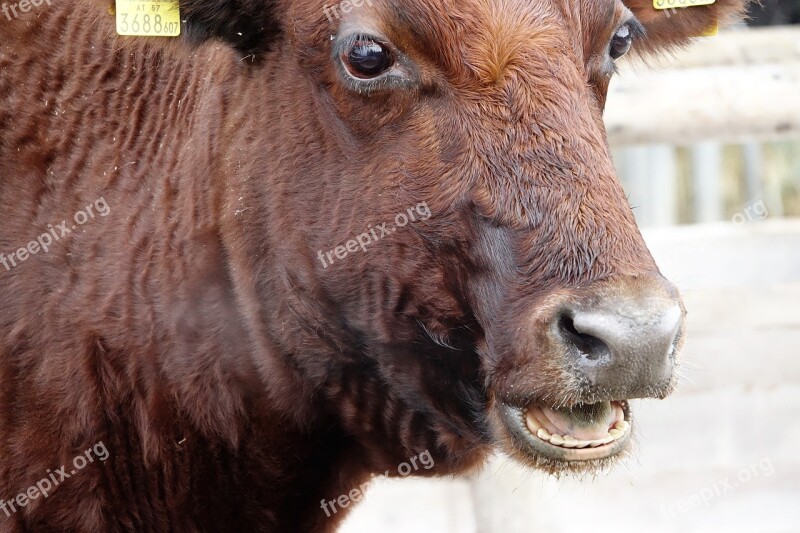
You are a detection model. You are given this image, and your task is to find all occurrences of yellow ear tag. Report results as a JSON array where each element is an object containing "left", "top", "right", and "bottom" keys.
[
  {"left": 115, "top": 0, "right": 181, "bottom": 37},
  {"left": 652, "top": 0, "right": 718, "bottom": 36},
  {"left": 653, "top": 0, "right": 716, "bottom": 9},
  {"left": 700, "top": 21, "right": 719, "bottom": 36}
]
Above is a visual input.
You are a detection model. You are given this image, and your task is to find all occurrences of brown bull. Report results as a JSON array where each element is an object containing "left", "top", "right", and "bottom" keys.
[{"left": 0, "top": 0, "right": 746, "bottom": 530}]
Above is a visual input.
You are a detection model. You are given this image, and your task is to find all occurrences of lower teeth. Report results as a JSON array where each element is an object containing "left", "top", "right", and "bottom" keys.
[{"left": 529, "top": 416, "right": 629, "bottom": 449}]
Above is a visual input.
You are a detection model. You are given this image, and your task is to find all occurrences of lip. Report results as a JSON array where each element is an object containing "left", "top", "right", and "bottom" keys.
[{"left": 500, "top": 400, "right": 632, "bottom": 463}]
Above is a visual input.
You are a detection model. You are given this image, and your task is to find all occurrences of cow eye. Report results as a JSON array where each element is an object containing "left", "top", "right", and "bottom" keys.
[
  {"left": 343, "top": 37, "right": 394, "bottom": 79},
  {"left": 609, "top": 24, "right": 633, "bottom": 60}
]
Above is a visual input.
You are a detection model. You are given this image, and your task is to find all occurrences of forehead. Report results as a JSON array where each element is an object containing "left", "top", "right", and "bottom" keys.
[
  {"left": 386, "top": 0, "right": 619, "bottom": 35},
  {"left": 341, "top": 0, "right": 626, "bottom": 82}
]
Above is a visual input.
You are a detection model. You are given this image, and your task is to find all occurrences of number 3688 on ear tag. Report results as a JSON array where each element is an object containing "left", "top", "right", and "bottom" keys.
[{"left": 115, "top": 0, "right": 180, "bottom": 37}]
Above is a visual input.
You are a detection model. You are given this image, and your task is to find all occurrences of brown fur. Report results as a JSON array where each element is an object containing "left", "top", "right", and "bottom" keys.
[{"left": 0, "top": 0, "right": 747, "bottom": 531}]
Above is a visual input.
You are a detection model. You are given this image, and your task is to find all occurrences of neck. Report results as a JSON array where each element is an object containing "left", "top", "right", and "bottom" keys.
[{"left": 1, "top": 3, "right": 369, "bottom": 529}]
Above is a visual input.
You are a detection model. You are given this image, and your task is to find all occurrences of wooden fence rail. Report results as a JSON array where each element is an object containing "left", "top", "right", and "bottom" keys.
[
  {"left": 606, "top": 26, "right": 800, "bottom": 226},
  {"left": 605, "top": 27, "right": 800, "bottom": 145}
]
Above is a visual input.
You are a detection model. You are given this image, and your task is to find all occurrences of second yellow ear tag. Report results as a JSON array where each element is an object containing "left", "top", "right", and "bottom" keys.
[
  {"left": 653, "top": 0, "right": 716, "bottom": 9},
  {"left": 115, "top": 0, "right": 181, "bottom": 37},
  {"left": 701, "top": 22, "right": 719, "bottom": 36},
  {"left": 653, "top": 0, "right": 718, "bottom": 37}
]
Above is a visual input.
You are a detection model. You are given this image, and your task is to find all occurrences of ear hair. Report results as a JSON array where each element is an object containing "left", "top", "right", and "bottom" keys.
[
  {"left": 623, "top": 0, "right": 750, "bottom": 54},
  {"left": 179, "top": 0, "right": 283, "bottom": 59}
]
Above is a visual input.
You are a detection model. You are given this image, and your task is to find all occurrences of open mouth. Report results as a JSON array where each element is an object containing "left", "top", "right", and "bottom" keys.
[{"left": 501, "top": 400, "right": 632, "bottom": 462}]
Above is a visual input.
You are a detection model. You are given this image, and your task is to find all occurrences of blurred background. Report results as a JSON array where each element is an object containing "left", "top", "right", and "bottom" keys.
[{"left": 340, "top": 1, "right": 800, "bottom": 531}]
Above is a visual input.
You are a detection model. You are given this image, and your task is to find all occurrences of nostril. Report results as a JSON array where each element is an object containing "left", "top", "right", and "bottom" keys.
[{"left": 558, "top": 314, "right": 611, "bottom": 364}]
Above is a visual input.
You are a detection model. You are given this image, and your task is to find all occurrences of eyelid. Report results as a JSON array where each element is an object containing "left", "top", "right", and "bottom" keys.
[
  {"left": 334, "top": 31, "right": 393, "bottom": 61},
  {"left": 334, "top": 32, "right": 418, "bottom": 92}
]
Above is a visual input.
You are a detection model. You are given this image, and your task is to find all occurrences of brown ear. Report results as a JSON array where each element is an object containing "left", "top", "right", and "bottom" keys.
[{"left": 623, "top": 0, "right": 750, "bottom": 53}]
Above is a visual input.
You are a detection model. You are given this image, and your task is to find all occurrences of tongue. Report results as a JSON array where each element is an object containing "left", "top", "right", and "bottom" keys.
[{"left": 539, "top": 403, "right": 619, "bottom": 441}]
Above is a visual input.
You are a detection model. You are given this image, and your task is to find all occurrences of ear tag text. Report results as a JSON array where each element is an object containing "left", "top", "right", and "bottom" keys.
[{"left": 115, "top": 0, "right": 180, "bottom": 37}]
